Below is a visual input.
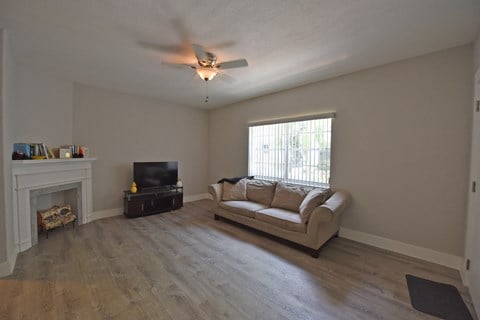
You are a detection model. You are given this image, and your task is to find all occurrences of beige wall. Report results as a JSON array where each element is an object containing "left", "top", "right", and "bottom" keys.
[
  {"left": 474, "top": 30, "right": 480, "bottom": 74},
  {"left": 209, "top": 45, "right": 472, "bottom": 256},
  {"left": 73, "top": 84, "right": 209, "bottom": 211},
  {"left": 11, "top": 66, "right": 73, "bottom": 146}
]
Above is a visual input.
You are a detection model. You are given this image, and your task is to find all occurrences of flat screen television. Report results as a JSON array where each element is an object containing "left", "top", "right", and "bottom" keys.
[{"left": 133, "top": 162, "right": 178, "bottom": 190}]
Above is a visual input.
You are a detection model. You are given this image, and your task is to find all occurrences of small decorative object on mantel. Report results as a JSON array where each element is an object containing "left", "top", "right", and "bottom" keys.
[
  {"left": 71, "top": 145, "right": 82, "bottom": 158},
  {"left": 12, "top": 143, "right": 31, "bottom": 159},
  {"left": 12, "top": 142, "right": 52, "bottom": 160},
  {"left": 12, "top": 143, "right": 90, "bottom": 160},
  {"left": 130, "top": 182, "right": 137, "bottom": 193},
  {"left": 80, "top": 146, "right": 89, "bottom": 158},
  {"left": 46, "top": 147, "right": 55, "bottom": 159},
  {"left": 59, "top": 148, "right": 71, "bottom": 159},
  {"left": 176, "top": 179, "right": 183, "bottom": 188},
  {"left": 59, "top": 145, "right": 89, "bottom": 158}
]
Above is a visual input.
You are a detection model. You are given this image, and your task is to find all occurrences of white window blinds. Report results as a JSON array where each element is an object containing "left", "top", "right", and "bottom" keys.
[{"left": 248, "top": 115, "right": 333, "bottom": 186}]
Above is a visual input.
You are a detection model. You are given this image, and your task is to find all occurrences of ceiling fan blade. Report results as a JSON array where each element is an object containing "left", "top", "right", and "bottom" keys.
[
  {"left": 217, "top": 59, "right": 248, "bottom": 69},
  {"left": 192, "top": 44, "right": 207, "bottom": 61}
]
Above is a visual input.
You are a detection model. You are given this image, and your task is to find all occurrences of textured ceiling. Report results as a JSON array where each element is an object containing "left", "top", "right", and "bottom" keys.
[{"left": 1, "top": 0, "right": 480, "bottom": 109}]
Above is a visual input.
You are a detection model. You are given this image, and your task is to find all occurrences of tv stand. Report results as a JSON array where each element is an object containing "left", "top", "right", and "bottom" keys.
[{"left": 123, "top": 186, "right": 183, "bottom": 218}]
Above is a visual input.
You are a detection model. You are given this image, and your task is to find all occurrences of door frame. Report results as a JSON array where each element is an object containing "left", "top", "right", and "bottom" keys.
[{"left": 464, "top": 67, "right": 480, "bottom": 308}]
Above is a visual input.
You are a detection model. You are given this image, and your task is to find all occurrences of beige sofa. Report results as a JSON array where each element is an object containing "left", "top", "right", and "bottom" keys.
[{"left": 208, "top": 179, "right": 351, "bottom": 257}]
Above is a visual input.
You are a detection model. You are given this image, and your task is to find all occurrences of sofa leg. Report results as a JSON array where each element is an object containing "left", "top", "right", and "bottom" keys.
[
  {"left": 214, "top": 214, "right": 220, "bottom": 221},
  {"left": 310, "top": 248, "right": 320, "bottom": 258},
  {"left": 334, "top": 231, "right": 339, "bottom": 238}
]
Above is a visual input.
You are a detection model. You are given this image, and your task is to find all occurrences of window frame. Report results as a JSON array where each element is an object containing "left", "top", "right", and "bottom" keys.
[{"left": 247, "top": 113, "right": 335, "bottom": 187}]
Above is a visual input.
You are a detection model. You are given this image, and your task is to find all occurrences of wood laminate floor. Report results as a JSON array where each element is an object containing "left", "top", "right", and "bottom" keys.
[{"left": 0, "top": 199, "right": 476, "bottom": 320}]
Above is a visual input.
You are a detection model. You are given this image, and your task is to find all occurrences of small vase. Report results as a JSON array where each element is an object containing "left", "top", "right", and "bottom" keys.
[{"left": 130, "top": 182, "right": 137, "bottom": 193}]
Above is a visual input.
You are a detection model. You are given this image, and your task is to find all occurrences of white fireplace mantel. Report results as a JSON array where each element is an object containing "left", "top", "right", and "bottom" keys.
[{"left": 12, "top": 158, "right": 95, "bottom": 252}]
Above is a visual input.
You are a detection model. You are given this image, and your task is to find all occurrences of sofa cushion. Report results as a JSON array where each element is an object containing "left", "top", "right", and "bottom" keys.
[
  {"left": 222, "top": 178, "right": 247, "bottom": 201},
  {"left": 271, "top": 181, "right": 314, "bottom": 212},
  {"left": 255, "top": 208, "right": 307, "bottom": 233},
  {"left": 246, "top": 180, "right": 276, "bottom": 206},
  {"left": 299, "top": 188, "right": 333, "bottom": 223},
  {"left": 219, "top": 201, "right": 269, "bottom": 218}
]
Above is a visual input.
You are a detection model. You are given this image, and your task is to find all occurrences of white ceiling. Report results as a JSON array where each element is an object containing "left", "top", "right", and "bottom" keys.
[{"left": 1, "top": 0, "right": 480, "bottom": 109}]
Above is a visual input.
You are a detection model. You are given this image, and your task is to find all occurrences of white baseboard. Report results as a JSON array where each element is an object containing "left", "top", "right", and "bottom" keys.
[
  {"left": 184, "top": 193, "right": 211, "bottom": 202},
  {"left": 90, "top": 207, "right": 123, "bottom": 221},
  {"left": 339, "top": 227, "right": 463, "bottom": 270},
  {"left": 0, "top": 250, "right": 17, "bottom": 277}
]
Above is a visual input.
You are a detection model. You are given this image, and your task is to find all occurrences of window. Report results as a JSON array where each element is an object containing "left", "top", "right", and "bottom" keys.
[{"left": 248, "top": 114, "right": 333, "bottom": 186}]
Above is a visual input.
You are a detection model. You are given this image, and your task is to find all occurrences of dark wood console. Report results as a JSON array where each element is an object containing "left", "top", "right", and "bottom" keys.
[{"left": 123, "top": 186, "right": 183, "bottom": 218}]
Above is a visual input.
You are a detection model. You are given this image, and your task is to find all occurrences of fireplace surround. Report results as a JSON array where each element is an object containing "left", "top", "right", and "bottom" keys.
[{"left": 12, "top": 158, "right": 95, "bottom": 252}]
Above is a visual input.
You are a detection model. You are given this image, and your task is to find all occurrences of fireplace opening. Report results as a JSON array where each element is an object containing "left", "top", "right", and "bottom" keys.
[
  {"left": 37, "top": 203, "right": 77, "bottom": 239},
  {"left": 30, "top": 182, "right": 82, "bottom": 245}
]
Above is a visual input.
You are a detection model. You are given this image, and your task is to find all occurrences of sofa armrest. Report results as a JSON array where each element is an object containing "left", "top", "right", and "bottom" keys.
[
  {"left": 320, "top": 189, "right": 351, "bottom": 216},
  {"left": 208, "top": 183, "right": 223, "bottom": 205},
  {"left": 306, "top": 189, "right": 351, "bottom": 233},
  {"left": 309, "top": 206, "right": 334, "bottom": 225}
]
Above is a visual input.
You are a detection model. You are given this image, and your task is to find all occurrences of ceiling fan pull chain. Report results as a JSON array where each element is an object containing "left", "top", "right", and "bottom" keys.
[{"left": 205, "top": 81, "right": 209, "bottom": 103}]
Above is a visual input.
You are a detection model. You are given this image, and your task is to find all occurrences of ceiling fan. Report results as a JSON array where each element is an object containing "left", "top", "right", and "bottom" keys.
[{"left": 164, "top": 43, "right": 248, "bottom": 82}]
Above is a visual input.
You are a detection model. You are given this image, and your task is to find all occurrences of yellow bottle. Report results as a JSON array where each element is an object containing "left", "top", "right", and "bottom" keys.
[{"left": 130, "top": 182, "right": 137, "bottom": 193}]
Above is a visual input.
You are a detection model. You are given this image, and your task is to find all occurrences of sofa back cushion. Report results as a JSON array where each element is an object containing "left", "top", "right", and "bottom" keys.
[
  {"left": 222, "top": 178, "right": 248, "bottom": 201},
  {"left": 299, "top": 188, "right": 333, "bottom": 223},
  {"left": 246, "top": 180, "right": 276, "bottom": 206},
  {"left": 271, "top": 181, "right": 313, "bottom": 212}
]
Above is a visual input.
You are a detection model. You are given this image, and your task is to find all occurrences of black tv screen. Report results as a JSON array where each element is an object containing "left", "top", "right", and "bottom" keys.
[{"left": 133, "top": 162, "right": 178, "bottom": 190}]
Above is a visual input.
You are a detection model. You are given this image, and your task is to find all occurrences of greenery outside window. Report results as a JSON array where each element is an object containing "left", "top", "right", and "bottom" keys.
[{"left": 248, "top": 114, "right": 333, "bottom": 186}]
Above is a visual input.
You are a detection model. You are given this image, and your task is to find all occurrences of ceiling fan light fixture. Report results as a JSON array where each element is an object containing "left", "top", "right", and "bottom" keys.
[{"left": 196, "top": 67, "right": 218, "bottom": 81}]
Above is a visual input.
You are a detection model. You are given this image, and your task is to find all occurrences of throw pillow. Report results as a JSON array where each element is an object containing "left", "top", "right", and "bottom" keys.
[
  {"left": 271, "top": 181, "right": 313, "bottom": 212},
  {"left": 299, "top": 188, "right": 333, "bottom": 223},
  {"left": 246, "top": 180, "right": 276, "bottom": 206},
  {"left": 222, "top": 178, "right": 248, "bottom": 201}
]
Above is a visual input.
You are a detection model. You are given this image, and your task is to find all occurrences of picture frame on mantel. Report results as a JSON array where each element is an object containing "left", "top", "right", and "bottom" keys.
[{"left": 59, "top": 148, "right": 71, "bottom": 159}]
